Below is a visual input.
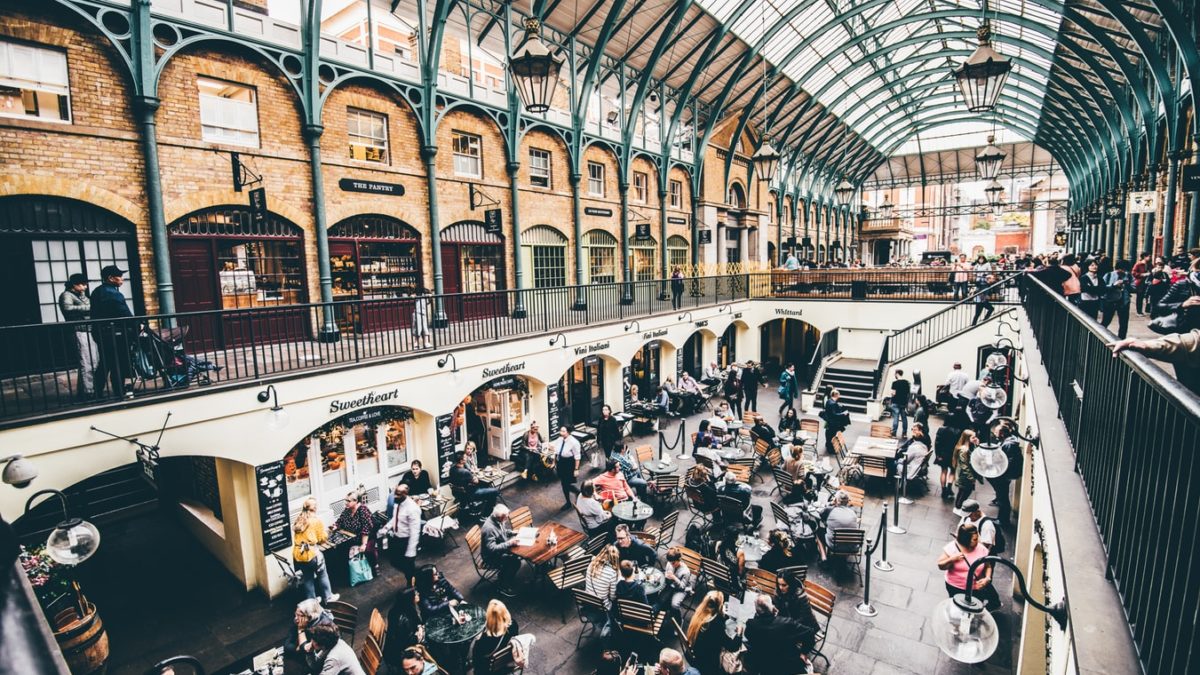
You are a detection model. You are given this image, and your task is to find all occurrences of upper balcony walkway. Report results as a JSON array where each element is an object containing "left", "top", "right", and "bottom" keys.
[{"left": 0, "top": 270, "right": 1023, "bottom": 427}]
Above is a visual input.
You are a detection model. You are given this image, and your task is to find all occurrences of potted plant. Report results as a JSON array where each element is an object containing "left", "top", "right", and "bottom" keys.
[{"left": 18, "top": 544, "right": 72, "bottom": 611}]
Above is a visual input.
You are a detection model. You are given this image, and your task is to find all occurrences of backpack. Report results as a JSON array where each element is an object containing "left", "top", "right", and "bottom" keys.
[
  {"left": 983, "top": 517, "right": 1007, "bottom": 555},
  {"left": 685, "top": 522, "right": 707, "bottom": 553}
]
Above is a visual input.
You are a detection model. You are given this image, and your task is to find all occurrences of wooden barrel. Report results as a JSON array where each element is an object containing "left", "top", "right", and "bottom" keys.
[{"left": 53, "top": 601, "right": 109, "bottom": 675}]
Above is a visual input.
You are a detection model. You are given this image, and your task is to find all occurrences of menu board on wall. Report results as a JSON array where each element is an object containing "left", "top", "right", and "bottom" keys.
[
  {"left": 255, "top": 461, "right": 291, "bottom": 553},
  {"left": 547, "top": 382, "right": 562, "bottom": 432},
  {"left": 676, "top": 347, "right": 684, "bottom": 380},
  {"left": 435, "top": 413, "right": 455, "bottom": 479},
  {"left": 622, "top": 366, "right": 632, "bottom": 407}
]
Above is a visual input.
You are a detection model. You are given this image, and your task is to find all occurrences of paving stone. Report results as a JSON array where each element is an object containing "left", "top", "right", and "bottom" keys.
[{"left": 858, "top": 627, "right": 943, "bottom": 673}]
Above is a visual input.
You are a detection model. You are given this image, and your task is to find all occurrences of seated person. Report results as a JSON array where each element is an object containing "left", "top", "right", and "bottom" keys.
[
  {"left": 614, "top": 559, "right": 649, "bottom": 604},
  {"left": 651, "top": 647, "right": 701, "bottom": 675},
  {"left": 307, "top": 623, "right": 364, "bottom": 675},
  {"left": 575, "top": 480, "right": 616, "bottom": 536},
  {"left": 414, "top": 565, "right": 464, "bottom": 618},
  {"left": 480, "top": 505, "right": 521, "bottom": 596},
  {"left": 702, "top": 362, "right": 722, "bottom": 386},
  {"left": 283, "top": 598, "right": 334, "bottom": 658},
  {"left": 694, "top": 419, "right": 718, "bottom": 450},
  {"left": 711, "top": 400, "right": 732, "bottom": 420},
  {"left": 653, "top": 385, "right": 672, "bottom": 414},
  {"left": 471, "top": 600, "right": 521, "bottom": 675},
  {"left": 448, "top": 452, "right": 499, "bottom": 513},
  {"left": 719, "top": 475, "right": 763, "bottom": 528},
  {"left": 750, "top": 416, "right": 777, "bottom": 447},
  {"left": 594, "top": 460, "right": 636, "bottom": 503},
  {"left": 774, "top": 573, "right": 820, "bottom": 638},
  {"left": 398, "top": 646, "right": 440, "bottom": 675},
  {"left": 819, "top": 490, "right": 860, "bottom": 553},
  {"left": 398, "top": 460, "right": 433, "bottom": 496},
  {"left": 657, "top": 547, "right": 694, "bottom": 615},
  {"left": 677, "top": 372, "right": 702, "bottom": 413},
  {"left": 463, "top": 440, "right": 481, "bottom": 472},
  {"left": 711, "top": 530, "right": 746, "bottom": 590},
  {"left": 743, "top": 595, "right": 813, "bottom": 675},
  {"left": 889, "top": 422, "right": 931, "bottom": 481},
  {"left": 756, "top": 530, "right": 796, "bottom": 573},
  {"left": 614, "top": 524, "right": 657, "bottom": 567},
  {"left": 518, "top": 421, "right": 547, "bottom": 480},
  {"left": 778, "top": 408, "right": 800, "bottom": 438},
  {"left": 613, "top": 446, "right": 650, "bottom": 498},
  {"left": 382, "top": 589, "right": 425, "bottom": 671}
]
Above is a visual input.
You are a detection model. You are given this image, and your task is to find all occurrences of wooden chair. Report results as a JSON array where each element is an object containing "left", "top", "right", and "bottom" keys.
[
  {"left": 775, "top": 564, "right": 809, "bottom": 584},
  {"left": 358, "top": 634, "right": 383, "bottom": 675},
  {"left": 870, "top": 422, "right": 894, "bottom": 438},
  {"left": 572, "top": 588, "right": 609, "bottom": 648},
  {"left": 799, "top": 418, "right": 820, "bottom": 436},
  {"left": 326, "top": 600, "right": 359, "bottom": 643},
  {"left": 724, "top": 463, "right": 751, "bottom": 484},
  {"left": 685, "top": 486, "right": 718, "bottom": 529},
  {"left": 509, "top": 506, "right": 533, "bottom": 531},
  {"left": 636, "top": 444, "right": 655, "bottom": 466},
  {"left": 841, "top": 485, "right": 866, "bottom": 512},
  {"left": 632, "top": 529, "right": 658, "bottom": 548},
  {"left": 648, "top": 473, "right": 682, "bottom": 509},
  {"left": 771, "top": 466, "right": 795, "bottom": 498},
  {"left": 677, "top": 546, "right": 704, "bottom": 578},
  {"left": 583, "top": 532, "right": 609, "bottom": 556},
  {"left": 466, "top": 525, "right": 501, "bottom": 589},
  {"left": 487, "top": 642, "right": 524, "bottom": 675},
  {"left": 643, "top": 510, "right": 679, "bottom": 553},
  {"left": 671, "top": 617, "right": 696, "bottom": 662},
  {"left": 764, "top": 447, "right": 784, "bottom": 469},
  {"left": 716, "top": 495, "right": 752, "bottom": 533},
  {"left": 614, "top": 598, "right": 667, "bottom": 640},
  {"left": 820, "top": 528, "right": 866, "bottom": 583},
  {"left": 699, "top": 556, "right": 739, "bottom": 597},
  {"left": 860, "top": 456, "right": 891, "bottom": 481},
  {"left": 745, "top": 568, "right": 778, "bottom": 596},
  {"left": 367, "top": 607, "right": 386, "bottom": 647},
  {"left": 692, "top": 453, "right": 715, "bottom": 471},
  {"left": 804, "top": 580, "right": 836, "bottom": 668},
  {"left": 830, "top": 432, "right": 850, "bottom": 468},
  {"left": 770, "top": 501, "right": 793, "bottom": 531},
  {"left": 752, "top": 438, "right": 772, "bottom": 478}
]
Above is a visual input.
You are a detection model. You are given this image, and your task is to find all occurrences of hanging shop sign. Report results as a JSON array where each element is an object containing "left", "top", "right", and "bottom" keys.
[
  {"left": 1054, "top": 232, "right": 1068, "bottom": 246},
  {"left": 1182, "top": 164, "right": 1199, "bottom": 192},
  {"left": 255, "top": 461, "right": 291, "bottom": 552},
  {"left": 699, "top": 230, "right": 713, "bottom": 244},
  {"left": 667, "top": 216, "right": 688, "bottom": 225},
  {"left": 676, "top": 347, "right": 684, "bottom": 377},
  {"left": 481, "top": 361, "right": 526, "bottom": 381},
  {"left": 622, "top": 366, "right": 632, "bottom": 408},
  {"left": 585, "top": 207, "right": 614, "bottom": 217},
  {"left": 634, "top": 223, "right": 652, "bottom": 239},
  {"left": 329, "top": 388, "right": 401, "bottom": 415},
  {"left": 339, "top": 178, "right": 405, "bottom": 196},
  {"left": 249, "top": 187, "right": 268, "bottom": 228},
  {"left": 547, "top": 382, "right": 562, "bottom": 432},
  {"left": 1085, "top": 212, "right": 1102, "bottom": 226},
  {"left": 435, "top": 413, "right": 455, "bottom": 479},
  {"left": 1127, "top": 191, "right": 1159, "bottom": 214},
  {"left": 484, "top": 208, "right": 503, "bottom": 235}
]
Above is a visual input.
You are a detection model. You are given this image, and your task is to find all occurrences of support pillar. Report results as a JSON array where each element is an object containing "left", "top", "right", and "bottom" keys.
[
  {"left": 423, "top": 145, "right": 449, "bottom": 327},
  {"left": 508, "top": 161, "right": 527, "bottom": 318},
  {"left": 658, "top": 188, "right": 669, "bottom": 299},
  {"left": 134, "top": 96, "right": 175, "bottom": 316},
  {"left": 304, "top": 124, "right": 339, "bottom": 341},
  {"left": 1163, "top": 155, "right": 1180, "bottom": 256},
  {"left": 570, "top": 172, "right": 586, "bottom": 309},
  {"left": 620, "top": 180, "right": 633, "bottom": 304}
]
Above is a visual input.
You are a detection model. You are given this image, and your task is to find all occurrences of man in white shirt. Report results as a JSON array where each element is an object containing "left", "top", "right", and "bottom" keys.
[
  {"left": 386, "top": 484, "right": 422, "bottom": 585},
  {"left": 679, "top": 372, "right": 701, "bottom": 395},
  {"left": 957, "top": 499, "right": 996, "bottom": 548},
  {"left": 702, "top": 361, "right": 721, "bottom": 385},
  {"left": 944, "top": 362, "right": 970, "bottom": 410},
  {"left": 552, "top": 425, "right": 583, "bottom": 507}
]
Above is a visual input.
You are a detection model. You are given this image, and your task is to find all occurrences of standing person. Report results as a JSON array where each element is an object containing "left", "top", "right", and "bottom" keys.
[
  {"left": 971, "top": 275, "right": 996, "bottom": 325},
  {"left": 953, "top": 254, "right": 971, "bottom": 300},
  {"left": 1078, "top": 260, "right": 1105, "bottom": 319},
  {"left": 936, "top": 522, "right": 999, "bottom": 611},
  {"left": 385, "top": 484, "right": 421, "bottom": 585},
  {"left": 1146, "top": 257, "right": 1172, "bottom": 312},
  {"left": 412, "top": 287, "right": 432, "bottom": 349},
  {"left": 291, "top": 497, "right": 338, "bottom": 603},
  {"left": 670, "top": 267, "right": 685, "bottom": 310},
  {"left": 58, "top": 273, "right": 97, "bottom": 399},
  {"left": 1109, "top": 325, "right": 1200, "bottom": 394},
  {"left": 776, "top": 363, "right": 798, "bottom": 416},
  {"left": 335, "top": 490, "right": 378, "bottom": 574},
  {"left": 951, "top": 430, "right": 981, "bottom": 515},
  {"left": 1102, "top": 260, "right": 1132, "bottom": 338},
  {"left": 1059, "top": 254, "right": 1081, "bottom": 304},
  {"left": 934, "top": 418, "right": 963, "bottom": 500},
  {"left": 888, "top": 369, "right": 911, "bottom": 438},
  {"left": 89, "top": 265, "right": 134, "bottom": 399},
  {"left": 1132, "top": 252, "right": 1151, "bottom": 316},
  {"left": 741, "top": 361, "right": 761, "bottom": 412},
  {"left": 723, "top": 368, "right": 743, "bottom": 418},
  {"left": 551, "top": 425, "right": 582, "bottom": 507},
  {"left": 943, "top": 363, "right": 969, "bottom": 412},
  {"left": 596, "top": 404, "right": 621, "bottom": 461},
  {"left": 820, "top": 389, "right": 851, "bottom": 454}
]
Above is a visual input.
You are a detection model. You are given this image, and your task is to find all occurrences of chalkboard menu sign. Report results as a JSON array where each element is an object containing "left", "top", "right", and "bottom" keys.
[
  {"left": 435, "top": 413, "right": 455, "bottom": 479},
  {"left": 622, "top": 366, "right": 632, "bottom": 407},
  {"left": 255, "top": 461, "right": 291, "bottom": 553},
  {"left": 676, "top": 347, "right": 684, "bottom": 380},
  {"left": 547, "top": 382, "right": 562, "bottom": 432}
]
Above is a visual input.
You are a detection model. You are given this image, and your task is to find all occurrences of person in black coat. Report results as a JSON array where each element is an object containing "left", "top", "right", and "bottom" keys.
[
  {"left": 382, "top": 588, "right": 425, "bottom": 669},
  {"left": 88, "top": 265, "right": 134, "bottom": 399},
  {"left": 596, "top": 404, "right": 622, "bottom": 460},
  {"left": 1153, "top": 268, "right": 1200, "bottom": 332},
  {"left": 820, "top": 389, "right": 851, "bottom": 454},
  {"left": 614, "top": 560, "right": 649, "bottom": 605},
  {"left": 740, "top": 363, "right": 761, "bottom": 412},
  {"left": 398, "top": 460, "right": 433, "bottom": 495},
  {"left": 743, "top": 595, "right": 813, "bottom": 674},
  {"left": 471, "top": 600, "right": 519, "bottom": 674},
  {"left": 685, "top": 591, "right": 742, "bottom": 675}
]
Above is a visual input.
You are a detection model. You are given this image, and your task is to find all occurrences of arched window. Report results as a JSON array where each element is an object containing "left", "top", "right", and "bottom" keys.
[
  {"left": 666, "top": 235, "right": 689, "bottom": 270},
  {"left": 583, "top": 229, "right": 617, "bottom": 284},
  {"left": 521, "top": 225, "right": 568, "bottom": 288},
  {"left": 631, "top": 235, "right": 658, "bottom": 281},
  {"left": 727, "top": 183, "right": 745, "bottom": 209}
]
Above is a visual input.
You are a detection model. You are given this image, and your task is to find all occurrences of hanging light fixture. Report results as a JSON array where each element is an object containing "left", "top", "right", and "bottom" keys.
[
  {"left": 834, "top": 179, "right": 855, "bottom": 207},
  {"left": 975, "top": 135, "right": 1006, "bottom": 180},
  {"left": 25, "top": 490, "right": 101, "bottom": 566},
  {"left": 879, "top": 197, "right": 895, "bottom": 220},
  {"left": 509, "top": 17, "right": 564, "bottom": 114},
  {"left": 952, "top": 5, "right": 1012, "bottom": 113},
  {"left": 751, "top": 2, "right": 780, "bottom": 184},
  {"left": 984, "top": 179, "right": 1004, "bottom": 207}
]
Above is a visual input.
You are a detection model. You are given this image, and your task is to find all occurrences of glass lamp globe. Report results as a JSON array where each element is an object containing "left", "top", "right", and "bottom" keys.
[
  {"left": 971, "top": 444, "right": 1009, "bottom": 478},
  {"left": 979, "top": 383, "right": 1007, "bottom": 410},
  {"left": 46, "top": 517, "right": 101, "bottom": 565},
  {"left": 266, "top": 406, "right": 290, "bottom": 431},
  {"left": 931, "top": 595, "right": 1000, "bottom": 663}
]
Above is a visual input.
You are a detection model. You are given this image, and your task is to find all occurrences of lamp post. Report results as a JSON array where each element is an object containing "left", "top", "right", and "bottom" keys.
[
  {"left": 952, "top": 19, "right": 1012, "bottom": 112},
  {"left": 931, "top": 555, "right": 1067, "bottom": 663},
  {"left": 508, "top": 18, "right": 564, "bottom": 114}
]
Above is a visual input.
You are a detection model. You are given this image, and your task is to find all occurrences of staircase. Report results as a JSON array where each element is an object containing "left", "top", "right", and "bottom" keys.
[
  {"left": 16, "top": 463, "right": 159, "bottom": 539},
  {"left": 813, "top": 359, "right": 876, "bottom": 413}
]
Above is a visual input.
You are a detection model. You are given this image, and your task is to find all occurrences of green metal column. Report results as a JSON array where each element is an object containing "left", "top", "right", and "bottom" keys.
[
  {"left": 1163, "top": 154, "right": 1180, "bottom": 255},
  {"left": 570, "top": 172, "right": 586, "bottom": 309},
  {"left": 658, "top": 188, "right": 669, "bottom": 300},
  {"left": 822, "top": 204, "right": 830, "bottom": 264},
  {"left": 508, "top": 162, "right": 527, "bottom": 318},
  {"left": 305, "top": 124, "right": 338, "bottom": 341},
  {"left": 423, "top": 146, "right": 448, "bottom": 326},
  {"left": 135, "top": 97, "right": 175, "bottom": 316},
  {"left": 620, "top": 181, "right": 633, "bottom": 304},
  {"left": 775, "top": 196, "right": 784, "bottom": 265}
]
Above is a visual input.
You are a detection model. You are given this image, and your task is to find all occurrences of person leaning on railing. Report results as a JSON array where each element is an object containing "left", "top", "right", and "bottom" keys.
[{"left": 1109, "top": 324, "right": 1200, "bottom": 394}]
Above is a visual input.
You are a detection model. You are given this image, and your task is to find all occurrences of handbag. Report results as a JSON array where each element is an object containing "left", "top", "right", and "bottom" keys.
[
  {"left": 348, "top": 553, "right": 374, "bottom": 586},
  {"left": 720, "top": 647, "right": 746, "bottom": 673}
]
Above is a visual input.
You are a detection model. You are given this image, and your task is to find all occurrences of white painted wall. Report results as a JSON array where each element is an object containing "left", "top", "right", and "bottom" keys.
[{"left": 837, "top": 327, "right": 891, "bottom": 360}]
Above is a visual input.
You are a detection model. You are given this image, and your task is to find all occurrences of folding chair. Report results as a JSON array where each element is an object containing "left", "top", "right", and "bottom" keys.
[
  {"left": 775, "top": 565, "right": 809, "bottom": 584},
  {"left": 770, "top": 501, "right": 793, "bottom": 531},
  {"left": 643, "top": 510, "right": 679, "bottom": 553},
  {"left": 487, "top": 643, "right": 524, "bottom": 675},
  {"left": 647, "top": 473, "right": 682, "bottom": 510},
  {"left": 716, "top": 495, "right": 753, "bottom": 534},
  {"left": 841, "top": 485, "right": 866, "bottom": 513},
  {"left": 700, "top": 556, "right": 739, "bottom": 597},
  {"left": 358, "top": 634, "right": 383, "bottom": 675},
  {"left": 509, "top": 506, "right": 533, "bottom": 531},
  {"left": 869, "top": 422, "right": 894, "bottom": 439},
  {"left": 671, "top": 617, "right": 696, "bottom": 662},
  {"left": 745, "top": 568, "right": 778, "bottom": 596},
  {"left": 615, "top": 598, "right": 667, "bottom": 641},
  {"left": 724, "top": 463, "right": 752, "bottom": 484},
  {"left": 804, "top": 580, "right": 836, "bottom": 669},
  {"left": 326, "top": 600, "right": 359, "bottom": 643},
  {"left": 367, "top": 607, "right": 386, "bottom": 647},
  {"left": 771, "top": 467, "right": 795, "bottom": 499},
  {"left": 466, "top": 525, "right": 501, "bottom": 589},
  {"left": 572, "top": 589, "right": 608, "bottom": 648},
  {"left": 546, "top": 555, "right": 591, "bottom": 622},
  {"left": 823, "top": 528, "right": 866, "bottom": 584},
  {"left": 860, "top": 456, "right": 891, "bottom": 482},
  {"left": 685, "top": 486, "right": 718, "bottom": 530}
]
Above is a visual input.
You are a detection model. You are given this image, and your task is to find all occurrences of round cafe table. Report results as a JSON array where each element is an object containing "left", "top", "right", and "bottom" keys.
[
  {"left": 425, "top": 604, "right": 485, "bottom": 674},
  {"left": 638, "top": 565, "right": 668, "bottom": 597},
  {"left": 642, "top": 459, "right": 678, "bottom": 476},
  {"left": 611, "top": 500, "right": 654, "bottom": 526},
  {"left": 717, "top": 446, "right": 744, "bottom": 461}
]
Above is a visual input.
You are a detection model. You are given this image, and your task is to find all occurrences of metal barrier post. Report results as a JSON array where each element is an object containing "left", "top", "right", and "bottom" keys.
[
  {"left": 676, "top": 418, "right": 691, "bottom": 460},
  {"left": 888, "top": 473, "right": 907, "bottom": 534},
  {"left": 856, "top": 534, "right": 878, "bottom": 617},
  {"left": 874, "top": 503, "right": 895, "bottom": 572}
]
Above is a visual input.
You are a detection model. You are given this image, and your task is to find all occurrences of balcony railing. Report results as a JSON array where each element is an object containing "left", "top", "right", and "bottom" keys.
[
  {"left": 1, "top": 269, "right": 1022, "bottom": 426},
  {"left": 1023, "top": 277, "right": 1200, "bottom": 675}
]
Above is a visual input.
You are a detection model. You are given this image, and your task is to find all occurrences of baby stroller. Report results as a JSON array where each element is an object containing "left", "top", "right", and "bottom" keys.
[{"left": 130, "top": 324, "right": 221, "bottom": 391}]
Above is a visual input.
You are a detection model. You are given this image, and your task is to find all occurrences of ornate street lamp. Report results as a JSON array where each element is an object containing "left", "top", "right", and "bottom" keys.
[
  {"left": 975, "top": 135, "right": 1006, "bottom": 180},
  {"left": 834, "top": 179, "right": 855, "bottom": 207},
  {"left": 953, "top": 21, "right": 1012, "bottom": 112},
  {"left": 932, "top": 556, "right": 1067, "bottom": 663},
  {"left": 509, "top": 18, "right": 564, "bottom": 114},
  {"left": 984, "top": 179, "right": 1004, "bottom": 207},
  {"left": 752, "top": 140, "right": 781, "bottom": 183},
  {"left": 879, "top": 197, "right": 895, "bottom": 220}
]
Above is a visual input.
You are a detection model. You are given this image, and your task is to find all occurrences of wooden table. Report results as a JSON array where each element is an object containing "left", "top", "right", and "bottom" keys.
[
  {"left": 510, "top": 521, "right": 586, "bottom": 567},
  {"left": 850, "top": 436, "right": 899, "bottom": 459}
]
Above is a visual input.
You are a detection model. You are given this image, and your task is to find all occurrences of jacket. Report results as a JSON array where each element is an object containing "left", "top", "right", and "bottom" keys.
[
  {"left": 57, "top": 289, "right": 91, "bottom": 331},
  {"left": 744, "top": 614, "right": 811, "bottom": 673},
  {"left": 88, "top": 283, "right": 133, "bottom": 324},
  {"left": 1153, "top": 276, "right": 1200, "bottom": 330},
  {"left": 596, "top": 415, "right": 621, "bottom": 450},
  {"left": 480, "top": 515, "right": 515, "bottom": 567},
  {"left": 317, "top": 639, "right": 366, "bottom": 675},
  {"left": 690, "top": 617, "right": 742, "bottom": 675}
]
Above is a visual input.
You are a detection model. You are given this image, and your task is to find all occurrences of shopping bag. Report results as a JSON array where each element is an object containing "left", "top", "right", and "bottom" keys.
[{"left": 348, "top": 553, "right": 374, "bottom": 586}]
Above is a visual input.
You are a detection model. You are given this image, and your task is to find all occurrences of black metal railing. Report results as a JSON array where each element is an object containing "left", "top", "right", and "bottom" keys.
[
  {"left": 804, "top": 328, "right": 839, "bottom": 388},
  {"left": 770, "top": 268, "right": 1024, "bottom": 302},
  {"left": 886, "top": 273, "right": 1024, "bottom": 365},
  {"left": 1024, "top": 277, "right": 1200, "bottom": 675}
]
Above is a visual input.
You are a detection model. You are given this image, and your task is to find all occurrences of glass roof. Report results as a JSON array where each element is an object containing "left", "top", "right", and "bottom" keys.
[{"left": 694, "top": 0, "right": 1065, "bottom": 152}]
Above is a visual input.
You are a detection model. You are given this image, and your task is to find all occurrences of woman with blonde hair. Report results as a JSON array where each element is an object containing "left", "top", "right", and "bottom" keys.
[
  {"left": 686, "top": 590, "right": 742, "bottom": 674},
  {"left": 472, "top": 599, "right": 534, "bottom": 672},
  {"left": 585, "top": 544, "right": 621, "bottom": 610},
  {"left": 291, "top": 497, "right": 337, "bottom": 603},
  {"left": 951, "top": 429, "right": 982, "bottom": 515}
]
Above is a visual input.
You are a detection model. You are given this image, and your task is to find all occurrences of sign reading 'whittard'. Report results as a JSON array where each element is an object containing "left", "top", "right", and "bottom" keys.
[
  {"left": 329, "top": 388, "right": 400, "bottom": 414},
  {"left": 482, "top": 361, "right": 526, "bottom": 380}
]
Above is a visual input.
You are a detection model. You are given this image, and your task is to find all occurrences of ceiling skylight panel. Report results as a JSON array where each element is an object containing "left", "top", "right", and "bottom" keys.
[{"left": 696, "top": 0, "right": 742, "bottom": 24}]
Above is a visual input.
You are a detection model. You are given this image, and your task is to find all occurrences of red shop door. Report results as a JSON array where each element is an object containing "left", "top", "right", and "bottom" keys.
[{"left": 171, "top": 239, "right": 222, "bottom": 351}]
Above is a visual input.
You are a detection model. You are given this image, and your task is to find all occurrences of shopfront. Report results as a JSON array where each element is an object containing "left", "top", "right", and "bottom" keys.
[
  {"left": 441, "top": 220, "right": 507, "bottom": 320},
  {"left": 329, "top": 214, "right": 423, "bottom": 333},
  {"left": 680, "top": 332, "right": 704, "bottom": 379},
  {"left": 457, "top": 375, "right": 531, "bottom": 464},
  {"left": 559, "top": 355, "right": 605, "bottom": 427},
  {"left": 718, "top": 324, "right": 737, "bottom": 367},
  {"left": 631, "top": 235, "right": 658, "bottom": 281},
  {"left": 667, "top": 235, "right": 689, "bottom": 271},
  {"left": 283, "top": 405, "right": 414, "bottom": 517},
  {"left": 169, "top": 206, "right": 309, "bottom": 347},
  {"left": 630, "top": 341, "right": 662, "bottom": 399},
  {"left": 0, "top": 195, "right": 142, "bottom": 374}
]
